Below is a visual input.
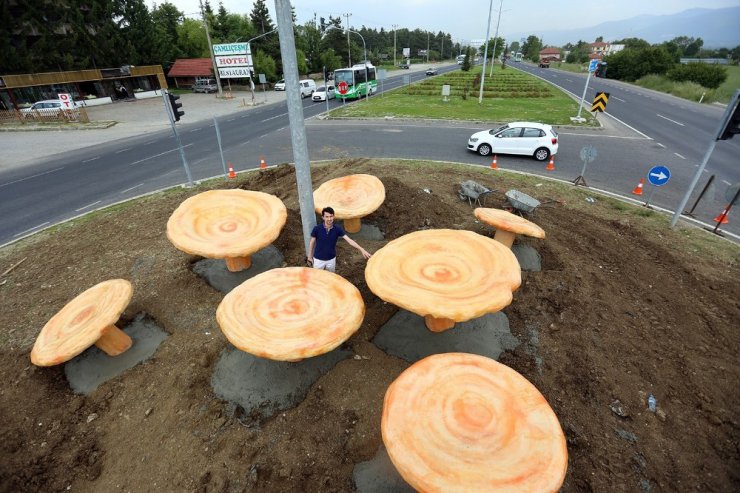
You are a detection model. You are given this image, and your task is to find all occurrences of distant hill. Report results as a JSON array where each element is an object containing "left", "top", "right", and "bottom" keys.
[{"left": 505, "top": 7, "right": 740, "bottom": 48}]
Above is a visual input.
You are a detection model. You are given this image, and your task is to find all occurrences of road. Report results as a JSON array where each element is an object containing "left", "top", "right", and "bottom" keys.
[{"left": 1, "top": 62, "right": 738, "bottom": 246}]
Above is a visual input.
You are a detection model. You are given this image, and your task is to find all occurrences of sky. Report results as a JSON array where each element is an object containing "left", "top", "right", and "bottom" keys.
[{"left": 165, "top": 0, "right": 740, "bottom": 43}]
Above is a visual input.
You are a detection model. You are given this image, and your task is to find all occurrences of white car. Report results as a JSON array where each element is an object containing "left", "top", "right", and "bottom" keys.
[
  {"left": 20, "top": 99, "right": 81, "bottom": 119},
  {"left": 312, "top": 85, "right": 335, "bottom": 102},
  {"left": 274, "top": 79, "right": 286, "bottom": 91},
  {"left": 467, "top": 122, "right": 558, "bottom": 161}
]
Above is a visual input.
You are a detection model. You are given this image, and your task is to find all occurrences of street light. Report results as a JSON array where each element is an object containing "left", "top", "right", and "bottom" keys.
[
  {"left": 478, "top": 0, "right": 494, "bottom": 104},
  {"left": 489, "top": 0, "right": 508, "bottom": 77},
  {"left": 392, "top": 24, "right": 398, "bottom": 67},
  {"left": 324, "top": 25, "right": 369, "bottom": 102},
  {"left": 234, "top": 28, "right": 278, "bottom": 103}
]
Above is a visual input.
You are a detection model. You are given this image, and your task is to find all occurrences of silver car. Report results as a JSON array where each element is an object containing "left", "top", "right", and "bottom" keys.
[{"left": 312, "top": 85, "right": 335, "bottom": 102}]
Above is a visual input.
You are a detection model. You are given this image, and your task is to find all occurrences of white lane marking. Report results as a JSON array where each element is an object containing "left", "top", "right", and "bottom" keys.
[
  {"left": 613, "top": 96, "right": 626, "bottom": 102},
  {"left": 120, "top": 183, "right": 144, "bottom": 194},
  {"left": 82, "top": 156, "right": 100, "bottom": 163},
  {"left": 566, "top": 79, "right": 573, "bottom": 82},
  {"left": 144, "top": 140, "right": 156, "bottom": 145},
  {"left": 674, "top": 153, "right": 686, "bottom": 160},
  {"left": 129, "top": 144, "right": 193, "bottom": 165},
  {"left": 75, "top": 200, "right": 101, "bottom": 212},
  {"left": 656, "top": 143, "right": 666, "bottom": 148},
  {"left": 115, "top": 147, "right": 131, "bottom": 154},
  {"left": 227, "top": 118, "right": 236, "bottom": 122},
  {"left": 13, "top": 222, "right": 49, "bottom": 237},
  {"left": 723, "top": 180, "right": 732, "bottom": 186},
  {"left": 657, "top": 114, "right": 685, "bottom": 126},
  {"left": 262, "top": 112, "right": 288, "bottom": 122},
  {"left": 0, "top": 166, "right": 65, "bottom": 189},
  {"left": 189, "top": 127, "right": 202, "bottom": 132}
]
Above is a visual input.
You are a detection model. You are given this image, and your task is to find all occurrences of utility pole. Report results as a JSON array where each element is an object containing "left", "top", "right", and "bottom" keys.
[
  {"left": 478, "top": 0, "right": 494, "bottom": 104},
  {"left": 343, "top": 13, "right": 352, "bottom": 65},
  {"left": 199, "top": 0, "right": 222, "bottom": 98},
  {"left": 489, "top": 0, "right": 504, "bottom": 77},
  {"left": 427, "top": 32, "right": 430, "bottom": 63},
  {"left": 392, "top": 24, "right": 398, "bottom": 67},
  {"left": 441, "top": 37, "right": 444, "bottom": 60}
]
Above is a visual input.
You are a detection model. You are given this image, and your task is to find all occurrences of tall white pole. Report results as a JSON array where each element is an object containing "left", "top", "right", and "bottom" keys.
[
  {"left": 478, "top": 0, "right": 494, "bottom": 104},
  {"left": 489, "top": 0, "right": 503, "bottom": 77},
  {"left": 199, "top": 0, "right": 223, "bottom": 98},
  {"left": 427, "top": 32, "right": 430, "bottom": 64},
  {"left": 344, "top": 13, "right": 352, "bottom": 65},
  {"left": 392, "top": 24, "right": 398, "bottom": 67}
]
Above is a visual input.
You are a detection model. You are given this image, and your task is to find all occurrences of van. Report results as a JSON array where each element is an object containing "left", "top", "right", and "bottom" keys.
[
  {"left": 299, "top": 79, "right": 316, "bottom": 98},
  {"left": 192, "top": 79, "right": 217, "bottom": 93}
]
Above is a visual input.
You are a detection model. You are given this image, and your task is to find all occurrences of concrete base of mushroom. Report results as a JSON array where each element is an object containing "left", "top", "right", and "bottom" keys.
[
  {"left": 224, "top": 255, "right": 252, "bottom": 272},
  {"left": 344, "top": 218, "right": 362, "bottom": 234},
  {"left": 94, "top": 325, "right": 133, "bottom": 356},
  {"left": 493, "top": 229, "right": 517, "bottom": 248},
  {"left": 424, "top": 315, "right": 456, "bottom": 332}
]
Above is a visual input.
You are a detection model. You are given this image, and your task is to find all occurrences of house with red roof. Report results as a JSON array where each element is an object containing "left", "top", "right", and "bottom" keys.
[
  {"left": 538, "top": 47, "right": 561, "bottom": 63},
  {"left": 167, "top": 58, "right": 214, "bottom": 88}
]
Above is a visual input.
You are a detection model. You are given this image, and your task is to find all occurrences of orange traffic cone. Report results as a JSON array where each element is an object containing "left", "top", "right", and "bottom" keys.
[
  {"left": 631, "top": 178, "right": 644, "bottom": 196},
  {"left": 546, "top": 155, "right": 555, "bottom": 171},
  {"left": 228, "top": 163, "right": 236, "bottom": 179},
  {"left": 260, "top": 156, "right": 267, "bottom": 169},
  {"left": 714, "top": 205, "right": 730, "bottom": 224},
  {"left": 490, "top": 155, "right": 498, "bottom": 169}
]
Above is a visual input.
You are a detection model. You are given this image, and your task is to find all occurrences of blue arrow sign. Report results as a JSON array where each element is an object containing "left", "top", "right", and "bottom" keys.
[
  {"left": 589, "top": 59, "right": 599, "bottom": 72},
  {"left": 647, "top": 165, "right": 671, "bottom": 186}
]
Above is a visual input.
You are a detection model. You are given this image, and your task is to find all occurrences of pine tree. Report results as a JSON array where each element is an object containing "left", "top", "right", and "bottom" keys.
[{"left": 249, "top": 0, "right": 279, "bottom": 68}]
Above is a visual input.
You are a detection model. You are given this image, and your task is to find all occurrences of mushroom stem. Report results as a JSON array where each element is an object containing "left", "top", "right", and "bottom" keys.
[
  {"left": 344, "top": 218, "right": 361, "bottom": 234},
  {"left": 94, "top": 325, "right": 133, "bottom": 356},
  {"left": 424, "top": 315, "right": 456, "bottom": 332},
  {"left": 493, "top": 229, "right": 517, "bottom": 248},
  {"left": 225, "top": 255, "right": 252, "bottom": 272}
]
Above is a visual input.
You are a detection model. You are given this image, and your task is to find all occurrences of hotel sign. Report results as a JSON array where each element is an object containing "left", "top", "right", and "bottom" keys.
[{"left": 213, "top": 43, "right": 253, "bottom": 78}]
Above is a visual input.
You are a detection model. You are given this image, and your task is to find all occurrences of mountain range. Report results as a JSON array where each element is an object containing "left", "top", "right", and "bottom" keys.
[{"left": 505, "top": 7, "right": 740, "bottom": 48}]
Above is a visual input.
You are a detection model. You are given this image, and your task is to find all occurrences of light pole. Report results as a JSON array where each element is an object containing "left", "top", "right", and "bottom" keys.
[
  {"left": 478, "top": 0, "right": 494, "bottom": 104},
  {"left": 199, "top": 0, "right": 222, "bottom": 98},
  {"left": 343, "top": 13, "right": 352, "bottom": 66},
  {"left": 235, "top": 28, "right": 278, "bottom": 103},
  {"left": 489, "top": 0, "right": 506, "bottom": 77},
  {"left": 392, "top": 24, "right": 398, "bottom": 67},
  {"left": 427, "top": 31, "right": 430, "bottom": 64},
  {"left": 324, "top": 26, "right": 369, "bottom": 102}
]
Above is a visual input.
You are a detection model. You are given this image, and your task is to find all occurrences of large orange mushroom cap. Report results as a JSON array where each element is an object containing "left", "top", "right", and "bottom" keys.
[
  {"left": 166, "top": 189, "right": 287, "bottom": 259},
  {"left": 31, "top": 279, "right": 133, "bottom": 366},
  {"left": 475, "top": 208, "right": 545, "bottom": 248},
  {"left": 382, "top": 353, "right": 568, "bottom": 493},
  {"left": 313, "top": 174, "right": 385, "bottom": 232},
  {"left": 365, "top": 229, "right": 521, "bottom": 327},
  {"left": 216, "top": 267, "right": 365, "bottom": 361}
]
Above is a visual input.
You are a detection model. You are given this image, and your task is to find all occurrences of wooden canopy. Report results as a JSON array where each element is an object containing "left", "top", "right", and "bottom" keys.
[
  {"left": 313, "top": 174, "right": 385, "bottom": 233},
  {"left": 365, "top": 229, "right": 521, "bottom": 331},
  {"left": 382, "top": 353, "right": 568, "bottom": 492},
  {"left": 216, "top": 267, "right": 365, "bottom": 361}
]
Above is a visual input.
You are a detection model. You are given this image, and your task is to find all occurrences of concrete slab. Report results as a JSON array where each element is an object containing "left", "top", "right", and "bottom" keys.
[
  {"left": 192, "top": 245, "right": 284, "bottom": 293},
  {"left": 345, "top": 223, "right": 385, "bottom": 241},
  {"left": 65, "top": 313, "right": 168, "bottom": 395},
  {"left": 354, "top": 445, "right": 414, "bottom": 493},
  {"left": 373, "top": 310, "right": 518, "bottom": 363},
  {"left": 211, "top": 345, "right": 351, "bottom": 423},
  {"left": 512, "top": 243, "right": 542, "bottom": 272}
]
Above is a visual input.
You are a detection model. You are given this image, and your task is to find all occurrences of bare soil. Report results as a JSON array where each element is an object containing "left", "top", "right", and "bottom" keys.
[{"left": 1, "top": 159, "right": 738, "bottom": 492}]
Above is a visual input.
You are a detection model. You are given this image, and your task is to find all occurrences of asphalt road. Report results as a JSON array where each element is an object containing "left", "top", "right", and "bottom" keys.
[{"left": 1, "top": 62, "right": 738, "bottom": 246}]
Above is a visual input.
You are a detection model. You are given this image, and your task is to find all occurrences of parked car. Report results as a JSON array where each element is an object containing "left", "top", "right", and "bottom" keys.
[
  {"left": 192, "top": 79, "right": 217, "bottom": 93},
  {"left": 312, "top": 85, "right": 336, "bottom": 102},
  {"left": 398, "top": 63, "right": 410, "bottom": 69},
  {"left": 274, "top": 79, "right": 286, "bottom": 91},
  {"left": 425, "top": 67, "right": 438, "bottom": 76},
  {"left": 467, "top": 122, "right": 558, "bottom": 161},
  {"left": 20, "top": 99, "right": 80, "bottom": 119},
  {"left": 299, "top": 79, "right": 316, "bottom": 98}
]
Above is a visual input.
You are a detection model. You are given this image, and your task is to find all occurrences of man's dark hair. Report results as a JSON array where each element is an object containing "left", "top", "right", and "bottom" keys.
[{"left": 321, "top": 206, "right": 335, "bottom": 215}]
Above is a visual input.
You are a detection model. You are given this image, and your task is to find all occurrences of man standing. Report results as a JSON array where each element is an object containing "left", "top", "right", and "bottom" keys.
[{"left": 307, "top": 207, "right": 372, "bottom": 273}]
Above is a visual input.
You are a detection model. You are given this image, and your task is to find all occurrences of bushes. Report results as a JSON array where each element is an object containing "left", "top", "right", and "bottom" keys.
[
  {"left": 667, "top": 63, "right": 727, "bottom": 89},
  {"left": 604, "top": 47, "right": 675, "bottom": 81}
]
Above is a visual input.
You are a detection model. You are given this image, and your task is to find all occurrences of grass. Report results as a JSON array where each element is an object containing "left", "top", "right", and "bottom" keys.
[{"left": 332, "top": 66, "right": 588, "bottom": 125}]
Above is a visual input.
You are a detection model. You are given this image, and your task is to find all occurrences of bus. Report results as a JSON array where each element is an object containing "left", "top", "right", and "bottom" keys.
[
  {"left": 456, "top": 54, "right": 466, "bottom": 64},
  {"left": 514, "top": 52, "right": 523, "bottom": 62},
  {"left": 333, "top": 62, "right": 377, "bottom": 100}
]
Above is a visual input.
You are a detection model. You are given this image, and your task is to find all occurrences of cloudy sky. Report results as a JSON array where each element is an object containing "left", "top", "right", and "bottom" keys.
[{"left": 164, "top": 0, "right": 739, "bottom": 42}]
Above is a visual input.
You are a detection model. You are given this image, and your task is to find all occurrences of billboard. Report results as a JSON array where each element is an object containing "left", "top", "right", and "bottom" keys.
[{"left": 213, "top": 43, "right": 253, "bottom": 78}]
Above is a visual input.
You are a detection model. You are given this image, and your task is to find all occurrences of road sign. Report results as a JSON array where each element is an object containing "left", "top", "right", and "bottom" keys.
[
  {"left": 580, "top": 144, "right": 597, "bottom": 163},
  {"left": 591, "top": 92, "right": 609, "bottom": 112},
  {"left": 337, "top": 81, "right": 348, "bottom": 95},
  {"left": 588, "top": 59, "right": 599, "bottom": 72},
  {"left": 647, "top": 166, "right": 671, "bottom": 186}
]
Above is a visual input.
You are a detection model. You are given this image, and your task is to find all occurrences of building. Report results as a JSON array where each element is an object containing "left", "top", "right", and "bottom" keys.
[
  {"left": 167, "top": 59, "right": 215, "bottom": 89},
  {"left": 589, "top": 42, "right": 609, "bottom": 59},
  {"left": 538, "top": 47, "right": 562, "bottom": 63}
]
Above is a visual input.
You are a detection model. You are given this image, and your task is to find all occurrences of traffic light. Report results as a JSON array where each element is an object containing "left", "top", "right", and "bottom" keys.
[
  {"left": 718, "top": 91, "right": 740, "bottom": 141},
  {"left": 167, "top": 92, "right": 184, "bottom": 122}
]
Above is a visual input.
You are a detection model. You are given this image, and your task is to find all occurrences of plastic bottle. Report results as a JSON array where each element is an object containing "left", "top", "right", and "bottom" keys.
[{"left": 647, "top": 394, "right": 657, "bottom": 412}]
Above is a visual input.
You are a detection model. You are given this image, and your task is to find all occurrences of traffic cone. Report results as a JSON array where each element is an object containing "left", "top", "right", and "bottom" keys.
[
  {"left": 714, "top": 205, "right": 730, "bottom": 224},
  {"left": 631, "top": 178, "right": 644, "bottom": 196},
  {"left": 228, "top": 163, "right": 236, "bottom": 179},
  {"left": 260, "top": 156, "right": 267, "bottom": 169},
  {"left": 546, "top": 155, "right": 555, "bottom": 171},
  {"left": 490, "top": 155, "right": 498, "bottom": 169}
]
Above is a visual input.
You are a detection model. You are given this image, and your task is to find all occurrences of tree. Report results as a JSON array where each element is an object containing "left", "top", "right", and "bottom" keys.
[
  {"left": 319, "top": 48, "right": 343, "bottom": 73},
  {"left": 253, "top": 49, "right": 277, "bottom": 81},
  {"left": 612, "top": 37, "right": 650, "bottom": 50},
  {"left": 521, "top": 35, "right": 542, "bottom": 62},
  {"left": 462, "top": 48, "right": 472, "bottom": 71},
  {"left": 667, "top": 63, "right": 727, "bottom": 89},
  {"left": 604, "top": 47, "right": 675, "bottom": 81},
  {"left": 509, "top": 41, "right": 520, "bottom": 53},
  {"left": 249, "top": 0, "right": 280, "bottom": 66},
  {"left": 481, "top": 37, "right": 506, "bottom": 61},
  {"left": 177, "top": 18, "right": 209, "bottom": 58}
]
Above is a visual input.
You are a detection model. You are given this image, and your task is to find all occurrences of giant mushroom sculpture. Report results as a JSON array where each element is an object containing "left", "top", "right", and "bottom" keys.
[
  {"left": 474, "top": 207, "right": 546, "bottom": 248},
  {"left": 31, "top": 279, "right": 133, "bottom": 366},
  {"left": 217, "top": 267, "right": 364, "bottom": 361},
  {"left": 365, "top": 229, "right": 521, "bottom": 332},
  {"left": 313, "top": 174, "right": 385, "bottom": 233},
  {"left": 382, "top": 352, "right": 568, "bottom": 492},
  {"left": 167, "top": 189, "right": 287, "bottom": 272}
]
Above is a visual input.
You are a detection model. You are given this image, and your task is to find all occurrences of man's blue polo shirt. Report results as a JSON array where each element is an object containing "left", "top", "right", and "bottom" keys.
[{"left": 311, "top": 224, "right": 345, "bottom": 260}]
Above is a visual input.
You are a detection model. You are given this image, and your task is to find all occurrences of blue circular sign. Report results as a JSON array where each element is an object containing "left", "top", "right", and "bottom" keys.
[{"left": 647, "top": 166, "right": 671, "bottom": 186}]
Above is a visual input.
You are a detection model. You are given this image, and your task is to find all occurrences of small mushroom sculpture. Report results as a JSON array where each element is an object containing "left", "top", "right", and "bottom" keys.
[
  {"left": 167, "top": 189, "right": 287, "bottom": 272},
  {"left": 217, "top": 267, "right": 364, "bottom": 361},
  {"left": 365, "top": 229, "right": 521, "bottom": 332},
  {"left": 31, "top": 279, "right": 133, "bottom": 366},
  {"left": 474, "top": 207, "right": 546, "bottom": 248},
  {"left": 313, "top": 174, "right": 385, "bottom": 233},
  {"left": 382, "top": 352, "right": 568, "bottom": 493}
]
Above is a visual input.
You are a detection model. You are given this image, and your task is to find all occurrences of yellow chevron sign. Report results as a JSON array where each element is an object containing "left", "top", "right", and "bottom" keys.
[{"left": 591, "top": 92, "right": 609, "bottom": 112}]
